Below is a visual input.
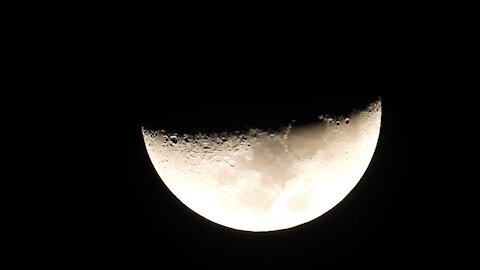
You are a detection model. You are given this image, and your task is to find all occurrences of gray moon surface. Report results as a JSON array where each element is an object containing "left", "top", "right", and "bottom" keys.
[{"left": 142, "top": 100, "right": 382, "bottom": 232}]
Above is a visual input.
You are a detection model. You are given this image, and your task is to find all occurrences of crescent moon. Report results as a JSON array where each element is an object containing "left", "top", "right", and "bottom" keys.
[{"left": 142, "top": 100, "right": 381, "bottom": 232}]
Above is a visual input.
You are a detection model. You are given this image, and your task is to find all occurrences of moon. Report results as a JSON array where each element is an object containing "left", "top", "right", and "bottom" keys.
[{"left": 142, "top": 100, "right": 381, "bottom": 232}]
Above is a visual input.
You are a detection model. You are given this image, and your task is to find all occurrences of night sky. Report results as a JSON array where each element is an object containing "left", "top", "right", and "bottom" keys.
[{"left": 81, "top": 51, "right": 431, "bottom": 267}]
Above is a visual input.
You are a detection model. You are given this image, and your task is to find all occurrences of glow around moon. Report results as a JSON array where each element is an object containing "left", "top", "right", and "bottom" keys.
[{"left": 142, "top": 101, "right": 381, "bottom": 232}]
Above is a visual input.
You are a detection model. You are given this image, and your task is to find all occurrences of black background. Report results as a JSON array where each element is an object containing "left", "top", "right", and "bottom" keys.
[{"left": 80, "top": 49, "right": 431, "bottom": 268}]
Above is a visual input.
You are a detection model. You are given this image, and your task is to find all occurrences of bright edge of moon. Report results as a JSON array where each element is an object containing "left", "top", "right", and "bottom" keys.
[{"left": 142, "top": 100, "right": 382, "bottom": 232}]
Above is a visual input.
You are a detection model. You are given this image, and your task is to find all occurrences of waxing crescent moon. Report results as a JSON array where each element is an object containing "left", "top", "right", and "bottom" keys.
[{"left": 142, "top": 100, "right": 381, "bottom": 232}]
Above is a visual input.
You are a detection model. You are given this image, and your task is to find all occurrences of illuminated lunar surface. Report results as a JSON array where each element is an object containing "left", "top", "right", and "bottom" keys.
[{"left": 142, "top": 100, "right": 382, "bottom": 232}]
